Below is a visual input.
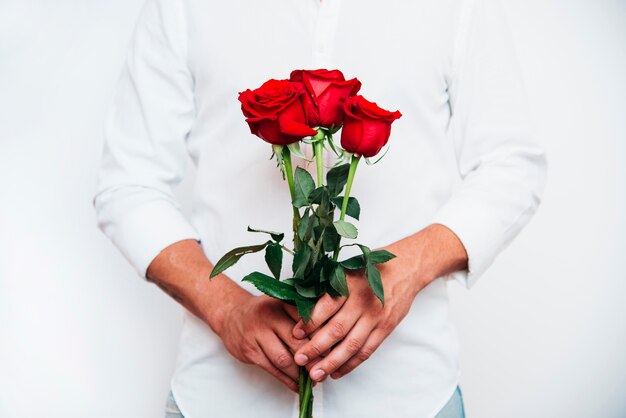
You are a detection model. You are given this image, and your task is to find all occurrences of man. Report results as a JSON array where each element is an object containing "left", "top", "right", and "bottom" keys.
[{"left": 94, "top": 0, "right": 547, "bottom": 416}]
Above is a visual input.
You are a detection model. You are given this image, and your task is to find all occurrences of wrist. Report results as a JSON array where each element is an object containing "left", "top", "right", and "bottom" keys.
[
  {"left": 415, "top": 224, "right": 468, "bottom": 284},
  {"left": 385, "top": 224, "right": 469, "bottom": 292},
  {"left": 146, "top": 239, "right": 253, "bottom": 335},
  {"left": 197, "top": 273, "right": 252, "bottom": 336}
]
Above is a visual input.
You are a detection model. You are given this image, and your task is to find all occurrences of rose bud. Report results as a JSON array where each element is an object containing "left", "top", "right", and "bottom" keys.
[
  {"left": 289, "top": 69, "right": 361, "bottom": 130},
  {"left": 238, "top": 79, "right": 317, "bottom": 145},
  {"left": 340, "top": 95, "right": 402, "bottom": 158}
]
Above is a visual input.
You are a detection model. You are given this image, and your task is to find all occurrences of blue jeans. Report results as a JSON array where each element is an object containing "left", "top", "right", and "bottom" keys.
[
  {"left": 165, "top": 386, "right": 465, "bottom": 417},
  {"left": 435, "top": 386, "right": 466, "bottom": 418}
]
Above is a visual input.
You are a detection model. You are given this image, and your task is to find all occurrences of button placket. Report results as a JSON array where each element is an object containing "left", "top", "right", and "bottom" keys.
[
  {"left": 311, "top": 0, "right": 342, "bottom": 171},
  {"left": 311, "top": 0, "right": 341, "bottom": 68}
]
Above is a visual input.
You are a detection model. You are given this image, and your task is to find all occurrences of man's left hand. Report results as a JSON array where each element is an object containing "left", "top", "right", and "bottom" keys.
[{"left": 286, "top": 224, "right": 468, "bottom": 382}]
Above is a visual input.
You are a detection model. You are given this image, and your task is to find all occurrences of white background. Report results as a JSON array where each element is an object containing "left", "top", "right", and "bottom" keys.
[{"left": 0, "top": 0, "right": 624, "bottom": 417}]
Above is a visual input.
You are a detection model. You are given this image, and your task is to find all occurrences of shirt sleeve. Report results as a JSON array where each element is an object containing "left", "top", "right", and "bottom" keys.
[
  {"left": 93, "top": 0, "right": 200, "bottom": 278},
  {"left": 432, "top": 0, "right": 548, "bottom": 289}
]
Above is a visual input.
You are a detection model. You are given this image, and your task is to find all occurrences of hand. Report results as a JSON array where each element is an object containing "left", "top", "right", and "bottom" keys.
[
  {"left": 217, "top": 294, "right": 310, "bottom": 393},
  {"left": 290, "top": 254, "right": 420, "bottom": 382},
  {"left": 290, "top": 224, "right": 468, "bottom": 381},
  {"left": 145, "top": 240, "right": 312, "bottom": 393}
]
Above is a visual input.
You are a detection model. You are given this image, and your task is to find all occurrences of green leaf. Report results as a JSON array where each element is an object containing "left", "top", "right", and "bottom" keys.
[
  {"left": 293, "top": 167, "right": 315, "bottom": 208},
  {"left": 329, "top": 265, "right": 349, "bottom": 297},
  {"left": 333, "top": 220, "right": 358, "bottom": 239},
  {"left": 325, "top": 285, "right": 341, "bottom": 298},
  {"left": 320, "top": 256, "right": 333, "bottom": 282},
  {"left": 242, "top": 272, "right": 300, "bottom": 301},
  {"left": 313, "top": 189, "right": 333, "bottom": 224},
  {"left": 303, "top": 212, "right": 318, "bottom": 242},
  {"left": 306, "top": 257, "right": 324, "bottom": 285},
  {"left": 247, "top": 226, "right": 284, "bottom": 242},
  {"left": 331, "top": 196, "right": 360, "bottom": 220},
  {"left": 319, "top": 187, "right": 332, "bottom": 213},
  {"left": 340, "top": 255, "right": 366, "bottom": 270},
  {"left": 264, "top": 243, "right": 283, "bottom": 279},
  {"left": 326, "top": 163, "right": 350, "bottom": 196},
  {"left": 368, "top": 250, "right": 396, "bottom": 265},
  {"left": 210, "top": 242, "right": 270, "bottom": 278},
  {"left": 292, "top": 244, "right": 312, "bottom": 279},
  {"left": 297, "top": 208, "right": 311, "bottom": 241},
  {"left": 308, "top": 187, "right": 328, "bottom": 205},
  {"left": 358, "top": 244, "right": 371, "bottom": 257},
  {"left": 313, "top": 224, "right": 326, "bottom": 242},
  {"left": 295, "top": 282, "right": 322, "bottom": 298},
  {"left": 295, "top": 297, "right": 316, "bottom": 323},
  {"left": 322, "top": 224, "right": 339, "bottom": 253},
  {"left": 365, "top": 264, "right": 384, "bottom": 305}
]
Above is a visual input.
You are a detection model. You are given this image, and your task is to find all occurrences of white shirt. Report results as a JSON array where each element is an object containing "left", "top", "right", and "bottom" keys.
[{"left": 94, "top": 0, "right": 547, "bottom": 417}]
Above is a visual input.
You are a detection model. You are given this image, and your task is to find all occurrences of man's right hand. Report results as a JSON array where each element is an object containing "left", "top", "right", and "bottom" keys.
[
  {"left": 146, "top": 239, "right": 308, "bottom": 393},
  {"left": 217, "top": 294, "right": 308, "bottom": 393}
]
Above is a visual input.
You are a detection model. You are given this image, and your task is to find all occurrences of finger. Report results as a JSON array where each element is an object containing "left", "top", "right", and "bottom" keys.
[
  {"left": 282, "top": 303, "right": 300, "bottom": 322},
  {"left": 305, "top": 318, "right": 375, "bottom": 381},
  {"left": 292, "top": 293, "right": 346, "bottom": 339},
  {"left": 256, "top": 334, "right": 300, "bottom": 382},
  {"left": 271, "top": 314, "right": 310, "bottom": 354},
  {"left": 250, "top": 350, "right": 299, "bottom": 393},
  {"left": 294, "top": 306, "right": 360, "bottom": 367},
  {"left": 330, "top": 328, "right": 388, "bottom": 379}
]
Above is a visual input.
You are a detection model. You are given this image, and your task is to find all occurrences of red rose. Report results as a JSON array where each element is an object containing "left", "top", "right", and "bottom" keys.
[
  {"left": 238, "top": 79, "right": 317, "bottom": 145},
  {"left": 289, "top": 69, "right": 361, "bottom": 129},
  {"left": 340, "top": 95, "right": 402, "bottom": 157}
]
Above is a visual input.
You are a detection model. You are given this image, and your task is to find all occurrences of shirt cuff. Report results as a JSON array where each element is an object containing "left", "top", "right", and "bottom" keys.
[
  {"left": 431, "top": 200, "right": 494, "bottom": 290},
  {"left": 111, "top": 199, "right": 201, "bottom": 278}
]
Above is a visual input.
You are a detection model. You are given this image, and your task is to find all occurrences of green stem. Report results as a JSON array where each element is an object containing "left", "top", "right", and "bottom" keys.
[
  {"left": 333, "top": 155, "right": 361, "bottom": 261},
  {"left": 340, "top": 155, "right": 360, "bottom": 221},
  {"left": 294, "top": 136, "right": 323, "bottom": 417},
  {"left": 313, "top": 136, "right": 325, "bottom": 187},
  {"left": 298, "top": 366, "right": 305, "bottom": 407},
  {"left": 298, "top": 372, "right": 313, "bottom": 418},
  {"left": 283, "top": 147, "right": 302, "bottom": 251}
]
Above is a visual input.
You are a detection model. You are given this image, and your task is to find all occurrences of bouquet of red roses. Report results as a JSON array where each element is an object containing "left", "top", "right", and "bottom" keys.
[{"left": 210, "top": 69, "right": 401, "bottom": 418}]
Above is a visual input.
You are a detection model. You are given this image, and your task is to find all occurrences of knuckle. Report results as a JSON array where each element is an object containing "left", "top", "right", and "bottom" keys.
[
  {"left": 320, "top": 296, "right": 339, "bottom": 314},
  {"left": 264, "top": 303, "right": 280, "bottom": 316},
  {"left": 336, "top": 359, "right": 355, "bottom": 374},
  {"left": 344, "top": 337, "right": 362, "bottom": 354},
  {"left": 275, "top": 353, "right": 292, "bottom": 369},
  {"left": 308, "top": 343, "right": 323, "bottom": 357},
  {"left": 240, "top": 340, "right": 258, "bottom": 360},
  {"left": 357, "top": 287, "right": 374, "bottom": 300},
  {"left": 379, "top": 319, "right": 395, "bottom": 333},
  {"left": 324, "top": 357, "right": 340, "bottom": 371},
  {"left": 304, "top": 319, "right": 319, "bottom": 333},
  {"left": 329, "top": 321, "right": 346, "bottom": 339},
  {"left": 338, "top": 364, "right": 354, "bottom": 376},
  {"left": 356, "top": 346, "right": 374, "bottom": 362},
  {"left": 286, "top": 337, "right": 307, "bottom": 352}
]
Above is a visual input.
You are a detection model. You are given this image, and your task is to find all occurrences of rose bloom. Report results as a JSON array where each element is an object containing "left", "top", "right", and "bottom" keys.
[
  {"left": 238, "top": 79, "right": 317, "bottom": 145},
  {"left": 289, "top": 69, "right": 361, "bottom": 130},
  {"left": 340, "top": 95, "right": 402, "bottom": 158}
]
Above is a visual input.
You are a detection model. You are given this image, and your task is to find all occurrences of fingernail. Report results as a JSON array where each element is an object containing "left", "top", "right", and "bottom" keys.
[
  {"left": 295, "top": 353, "right": 308, "bottom": 365},
  {"left": 311, "top": 369, "right": 325, "bottom": 381},
  {"left": 293, "top": 328, "right": 306, "bottom": 339}
]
